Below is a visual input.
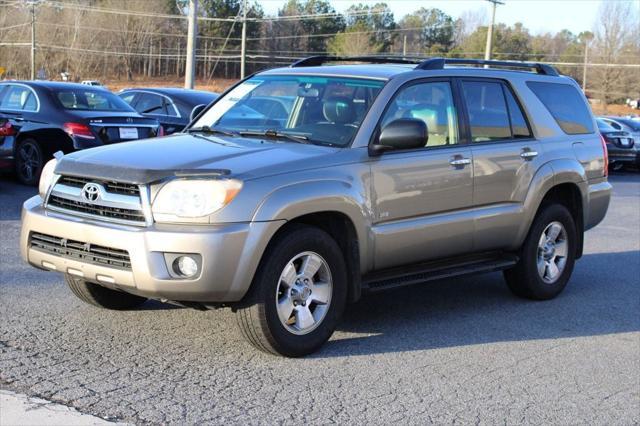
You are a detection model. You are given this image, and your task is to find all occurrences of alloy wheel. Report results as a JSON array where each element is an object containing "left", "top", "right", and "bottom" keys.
[
  {"left": 537, "top": 221, "right": 568, "bottom": 284},
  {"left": 275, "top": 251, "right": 333, "bottom": 335},
  {"left": 18, "top": 141, "right": 41, "bottom": 182}
]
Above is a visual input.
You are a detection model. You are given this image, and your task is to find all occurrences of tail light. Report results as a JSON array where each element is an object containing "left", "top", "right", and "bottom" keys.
[
  {"left": 157, "top": 125, "right": 165, "bottom": 137},
  {"left": 0, "top": 121, "right": 15, "bottom": 136},
  {"left": 600, "top": 133, "right": 608, "bottom": 178},
  {"left": 63, "top": 122, "right": 95, "bottom": 140}
]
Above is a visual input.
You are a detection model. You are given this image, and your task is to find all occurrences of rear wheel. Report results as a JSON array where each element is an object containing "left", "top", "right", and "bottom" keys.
[
  {"left": 235, "top": 225, "right": 347, "bottom": 357},
  {"left": 65, "top": 274, "right": 147, "bottom": 310},
  {"left": 15, "top": 138, "right": 44, "bottom": 186},
  {"left": 504, "top": 203, "right": 577, "bottom": 300}
]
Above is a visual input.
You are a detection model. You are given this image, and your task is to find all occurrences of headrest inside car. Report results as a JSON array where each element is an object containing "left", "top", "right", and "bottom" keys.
[{"left": 323, "top": 97, "right": 355, "bottom": 123}]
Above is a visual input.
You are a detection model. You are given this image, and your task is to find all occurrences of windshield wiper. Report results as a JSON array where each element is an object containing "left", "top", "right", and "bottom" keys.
[
  {"left": 239, "top": 129, "right": 310, "bottom": 144},
  {"left": 186, "top": 125, "right": 237, "bottom": 137}
]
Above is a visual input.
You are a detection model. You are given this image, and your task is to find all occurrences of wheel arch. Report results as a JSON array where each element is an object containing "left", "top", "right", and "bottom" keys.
[
  {"left": 15, "top": 127, "right": 73, "bottom": 158},
  {"left": 519, "top": 160, "right": 587, "bottom": 258}
]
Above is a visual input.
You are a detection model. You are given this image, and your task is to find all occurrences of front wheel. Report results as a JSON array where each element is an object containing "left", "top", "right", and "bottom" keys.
[
  {"left": 235, "top": 225, "right": 347, "bottom": 357},
  {"left": 504, "top": 203, "right": 577, "bottom": 300}
]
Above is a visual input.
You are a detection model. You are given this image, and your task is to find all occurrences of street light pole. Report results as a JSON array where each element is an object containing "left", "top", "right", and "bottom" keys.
[
  {"left": 185, "top": 0, "right": 198, "bottom": 89},
  {"left": 240, "top": 0, "right": 247, "bottom": 79},
  {"left": 484, "top": 0, "right": 504, "bottom": 61}
]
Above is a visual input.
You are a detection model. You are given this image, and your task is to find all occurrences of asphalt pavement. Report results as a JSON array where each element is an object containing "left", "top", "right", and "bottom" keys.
[{"left": 1, "top": 173, "right": 638, "bottom": 425}]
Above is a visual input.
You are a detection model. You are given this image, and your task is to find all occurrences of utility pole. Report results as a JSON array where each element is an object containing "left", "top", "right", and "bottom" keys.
[
  {"left": 403, "top": 35, "right": 407, "bottom": 57},
  {"left": 484, "top": 0, "right": 504, "bottom": 61},
  {"left": 185, "top": 0, "right": 198, "bottom": 89},
  {"left": 581, "top": 32, "right": 593, "bottom": 92},
  {"left": 240, "top": 0, "right": 247, "bottom": 79},
  {"left": 29, "top": 0, "right": 37, "bottom": 80}
]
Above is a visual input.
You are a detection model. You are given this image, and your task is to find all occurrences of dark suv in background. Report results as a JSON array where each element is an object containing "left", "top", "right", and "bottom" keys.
[{"left": 0, "top": 81, "right": 162, "bottom": 185}]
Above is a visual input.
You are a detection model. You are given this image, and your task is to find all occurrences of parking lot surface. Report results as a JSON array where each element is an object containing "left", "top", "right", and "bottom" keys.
[{"left": 1, "top": 173, "right": 639, "bottom": 425}]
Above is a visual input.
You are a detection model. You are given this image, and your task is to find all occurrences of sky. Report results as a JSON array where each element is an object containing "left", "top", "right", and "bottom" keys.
[{"left": 258, "top": 0, "right": 613, "bottom": 36}]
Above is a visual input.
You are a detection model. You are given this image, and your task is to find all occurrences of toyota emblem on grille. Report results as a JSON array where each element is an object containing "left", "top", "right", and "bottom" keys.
[{"left": 81, "top": 183, "right": 101, "bottom": 203}]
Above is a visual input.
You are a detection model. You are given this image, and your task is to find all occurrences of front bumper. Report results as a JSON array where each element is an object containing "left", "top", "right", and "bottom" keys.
[{"left": 20, "top": 196, "right": 283, "bottom": 302}]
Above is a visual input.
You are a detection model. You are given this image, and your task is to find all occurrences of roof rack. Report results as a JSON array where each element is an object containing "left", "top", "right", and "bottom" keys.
[
  {"left": 290, "top": 55, "right": 423, "bottom": 68},
  {"left": 289, "top": 55, "right": 559, "bottom": 76},
  {"left": 416, "top": 57, "right": 559, "bottom": 76}
]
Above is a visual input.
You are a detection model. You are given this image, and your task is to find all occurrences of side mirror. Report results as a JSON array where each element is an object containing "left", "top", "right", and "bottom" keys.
[
  {"left": 370, "top": 119, "right": 428, "bottom": 155},
  {"left": 190, "top": 104, "right": 207, "bottom": 122}
]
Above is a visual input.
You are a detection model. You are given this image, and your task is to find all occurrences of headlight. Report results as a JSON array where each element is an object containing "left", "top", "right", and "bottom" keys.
[
  {"left": 152, "top": 179, "right": 242, "bottom": 221},
  {"left": 38, "top": 158, "right": 58, "bottom": 199}
]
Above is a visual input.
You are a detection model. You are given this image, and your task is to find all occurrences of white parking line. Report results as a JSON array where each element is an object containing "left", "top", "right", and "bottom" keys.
[{"left": 0, "top": 390, "right": 128, "bottom": 426}]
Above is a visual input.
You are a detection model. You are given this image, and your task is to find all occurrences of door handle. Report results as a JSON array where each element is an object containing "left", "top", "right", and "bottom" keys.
[
  {"left": 520, "top": 149, "right": 538, "bottom": 160},
  {"left": 449, "top": 157, "right": 471, "bottom": 166}
]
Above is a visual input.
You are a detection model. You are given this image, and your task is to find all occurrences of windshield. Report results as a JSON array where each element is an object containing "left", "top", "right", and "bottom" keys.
[
  {"left": 191, "top": 75, "right": 385, "bottom": 146},
  {"left": 55, "top": 89, "right": 135, "bottom": 112}
]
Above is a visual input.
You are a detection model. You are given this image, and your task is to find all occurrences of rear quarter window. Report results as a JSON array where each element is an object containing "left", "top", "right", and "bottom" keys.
[{"left": 526, "top": 81, "right": 594, "bottom": 134}]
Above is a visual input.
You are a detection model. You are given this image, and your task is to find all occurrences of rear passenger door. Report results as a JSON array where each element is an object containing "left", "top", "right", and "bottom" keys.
[
  {"left": 370, "top": 79, "right": 474, "bottom": 269},
  {"left": 458, "top": 78, "right": 542, "bottom": 251}
]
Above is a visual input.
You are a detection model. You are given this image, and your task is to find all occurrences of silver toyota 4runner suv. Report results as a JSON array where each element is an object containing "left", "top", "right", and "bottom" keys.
[{"left": 21, "top": 57, "right": 611, "bottom": 357}]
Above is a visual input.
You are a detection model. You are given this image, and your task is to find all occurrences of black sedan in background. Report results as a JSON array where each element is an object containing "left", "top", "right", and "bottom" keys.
[
  {"left": 596, "top": 118, "right": 636, "bottom": 171},
  {"left": 118, "top": 88, "right": 218, "bottom": 134},
  {"left": 0, "top": 81, "right": 162, "bottom": 185}
]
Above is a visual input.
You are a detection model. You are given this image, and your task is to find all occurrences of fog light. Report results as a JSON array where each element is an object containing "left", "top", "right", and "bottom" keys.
[{"left": 174, "top": 256, "right": 199, "bottom": 277}]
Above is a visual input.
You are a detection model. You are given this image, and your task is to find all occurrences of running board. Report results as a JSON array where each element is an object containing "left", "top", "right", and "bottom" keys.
[{"left": 362, "top": 253, "right": 519, "bottom": 292}]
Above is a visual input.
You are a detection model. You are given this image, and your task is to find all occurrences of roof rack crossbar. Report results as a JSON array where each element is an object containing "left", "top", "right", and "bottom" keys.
[
  {"left": 290, "top": 55, "right": 423, "bottom": 68},
  {"left": 416, "top": 57, "right": 559, "bottom": 76}
]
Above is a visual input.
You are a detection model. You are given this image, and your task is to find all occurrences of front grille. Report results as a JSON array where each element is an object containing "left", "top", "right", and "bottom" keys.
[
  {"left": 58, "top": 175, "right": 140, "bottom": 196},
  {"left": 29, "top": 232, "right": 131, "bottom": 270},
  {"left": 48, "top": 195, "right": 146, "bottom": 223}
]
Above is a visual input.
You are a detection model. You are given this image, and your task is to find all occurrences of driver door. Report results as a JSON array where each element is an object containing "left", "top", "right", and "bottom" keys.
[{"left": 370, "top": 79, "right": 474, "bottom": 270}]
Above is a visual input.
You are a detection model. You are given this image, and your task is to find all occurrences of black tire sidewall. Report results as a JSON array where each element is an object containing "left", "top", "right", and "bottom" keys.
[
  {"left": 254, "top": 226, "right": 347, "bottom": 357},
  {"left": 15, "top": 138, "right": 44, "bottom": 186},
  {"left": 520, "top": 204, "right": 577, "bottom": 299}
]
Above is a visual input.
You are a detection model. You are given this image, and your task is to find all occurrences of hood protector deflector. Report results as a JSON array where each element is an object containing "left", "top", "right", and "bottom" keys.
[{"left": 55, "top": 158, "right": 230, "bottom": 184}]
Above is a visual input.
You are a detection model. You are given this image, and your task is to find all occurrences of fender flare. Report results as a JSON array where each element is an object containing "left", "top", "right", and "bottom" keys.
[
  {"left": 514, "top": 158, "right": 587, "bottom": 250},
  {"left": 252, "top": 178, "right": 373, "bottom": 272}
]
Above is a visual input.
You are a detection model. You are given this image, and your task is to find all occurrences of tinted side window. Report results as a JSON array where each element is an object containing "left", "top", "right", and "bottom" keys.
[
  {"left": 136, "top": 93, "right": 166, "bottom": 115},
  {"left": 119, "top": 92, "right": 137, "bottom": 105},
  {"left": 0, "top": 85, "right": 37, "bottom": 111},
  {"left": 503, "top": 87, "right": 532, "bottom": 138},
  {"left": 527, "top": 81, "right": 594, "bottom": 134},
  {"left": 381, "top": 81, "right": 459, "bottom": 147},
  {"left": 165, "top": 100, "right": 179, "bottom": 117},
  {"left": 462, "top": 81, "right": 511, "bottom": 142}
]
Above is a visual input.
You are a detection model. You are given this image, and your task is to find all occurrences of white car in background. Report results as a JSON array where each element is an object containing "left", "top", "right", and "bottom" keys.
[{"left": 81, "top": 80, "right": 102, "bottom": 87}]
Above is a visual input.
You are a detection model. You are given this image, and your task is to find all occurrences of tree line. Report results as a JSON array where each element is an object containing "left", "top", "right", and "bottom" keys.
[{"left": 0, "top": 0, "right": 638, "bottom": 104}]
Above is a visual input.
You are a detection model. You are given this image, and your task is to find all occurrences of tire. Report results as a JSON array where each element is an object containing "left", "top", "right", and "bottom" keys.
[
  {"left": 65, "top": 274, "right": 147, "bottom": 310},
  {"left": 15, "top": 138, "right": 44, "bottom": 186},
  {"left": 235, "top": 224, "right": 347, "bottom": 357},
  {"left": 504, "top": 203, "right": 577, "bottom": 300}
]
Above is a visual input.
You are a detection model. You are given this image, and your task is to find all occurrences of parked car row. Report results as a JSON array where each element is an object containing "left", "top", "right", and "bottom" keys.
[
  {"left": 596, "top": 116, "right": 640, "bottom": 171},
  {"left": 0, "top": 80, "right": 218, "bottom": 185}
]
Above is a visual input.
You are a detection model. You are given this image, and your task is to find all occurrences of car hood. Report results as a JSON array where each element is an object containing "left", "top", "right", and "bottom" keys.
[{"left": 55, "top": 133, "right": 341, "bottom": 184}]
